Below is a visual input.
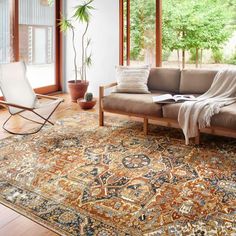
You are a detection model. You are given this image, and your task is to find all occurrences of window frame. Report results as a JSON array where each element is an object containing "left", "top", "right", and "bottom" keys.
[
  {"left": 2, "top": 0, "right": 63, "bottom": 96},
  {"left": 119, "top": 0, "right": 162, "bottom": 67}
]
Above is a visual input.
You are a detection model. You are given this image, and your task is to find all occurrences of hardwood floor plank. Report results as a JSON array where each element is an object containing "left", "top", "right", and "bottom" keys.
[
  {"left": 0, "top": 205, "right": 20, "bottom": 228},
  {"left": 0, "top": 94, "right": 94, "bottom": 139},
  {"left": 0, "top": 215, "right": 58, "bottom": 236}
]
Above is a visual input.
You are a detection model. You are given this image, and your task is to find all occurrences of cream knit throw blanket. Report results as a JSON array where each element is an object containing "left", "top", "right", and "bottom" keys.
[{"left": 178, "top": 69, "right": 236, "bottom": 145}]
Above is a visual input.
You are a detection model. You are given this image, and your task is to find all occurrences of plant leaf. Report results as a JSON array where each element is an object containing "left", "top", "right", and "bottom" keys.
[
  {"left": 85, "top": 53, "right": 92, "bottom": 67},
  {"left": 73, "top": 0, "right": 95, "bottom": 22},
  {"left": 58, "top": 15, "right": 73, "bottom": 32}
]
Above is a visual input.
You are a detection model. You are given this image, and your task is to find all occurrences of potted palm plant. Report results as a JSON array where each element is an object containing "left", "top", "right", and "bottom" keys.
[{"left": 59, "top": 0, "right": 94, "bottom": 102}]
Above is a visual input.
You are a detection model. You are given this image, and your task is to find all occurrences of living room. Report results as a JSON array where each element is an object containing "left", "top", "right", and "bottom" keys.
[{"left": 0, "top": 0, "right": 236, "bottom": 235}]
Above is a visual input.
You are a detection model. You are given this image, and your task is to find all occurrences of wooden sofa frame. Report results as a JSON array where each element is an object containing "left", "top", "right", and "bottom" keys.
[{"left": 99, "top": 82, "right": 236, "bottom": 144}]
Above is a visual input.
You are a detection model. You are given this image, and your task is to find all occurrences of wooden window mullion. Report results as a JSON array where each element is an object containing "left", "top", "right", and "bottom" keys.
[
  {"left": 55, "top": 0, "right": 63, "bottom": 92},
  {"left": 119, "top": 0, "right": 124, "bottom": 65},
  {"left": 126, "top": 0, "right": 130, "bottom": 66},
  {"left": 120, "top": 0, "right": 162, "bottom": 67},
  {"left": 156, "top": 0, "right": 162, "bottom": 67}
]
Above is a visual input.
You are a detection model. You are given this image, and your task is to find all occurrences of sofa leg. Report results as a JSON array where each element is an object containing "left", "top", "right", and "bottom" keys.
[
  {"left": 144, "top": 118, "right": 148, "bottom": 135},
  {"left": 99, "top": 109, "right": 104, "bottom": 126},
  {"left": 195, "top": 130, "right": 200, "bottom": 145}
]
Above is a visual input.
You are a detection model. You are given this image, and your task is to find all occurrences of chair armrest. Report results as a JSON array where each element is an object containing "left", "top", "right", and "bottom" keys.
[
  {"left": 36, "top": 94, "right": 64, "bottom": 102},
  {"left": 99, "top": 82, "right": 117, "bottom": 112},
  {"left": 99, "top": 82, "right": 117, "bottom": 90},
  {"left": 0, "top": 100, "right": 33, "bottom": 111},
  {"left": 99, "top": 82, "right": 117, "bottom": 99}
]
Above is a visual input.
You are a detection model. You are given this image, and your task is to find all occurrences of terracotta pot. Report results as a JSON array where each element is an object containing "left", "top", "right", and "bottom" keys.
[
  {"left": 78, "top": 99, "right": 97, "bottom": 110},
  {"left": 68, "top": 80, "right": 89, "bottom": 102}
]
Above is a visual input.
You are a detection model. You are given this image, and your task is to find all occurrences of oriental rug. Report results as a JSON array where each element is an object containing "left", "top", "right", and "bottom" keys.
[{"left": 0, "top": 113, "right": 235, "bottom": 235}]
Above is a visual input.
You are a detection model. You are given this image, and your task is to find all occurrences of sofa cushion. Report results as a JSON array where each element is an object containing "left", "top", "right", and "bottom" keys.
[
  {"left": 179, "top": 69, "right": 218, "bottom": 94},
  {"left": 211, "top": 103, "right": 236, "bottom": 129},
  {"left": 162, "top": 102, "right": 236, "bottom": 130},
  {"left": 115, "top": 65, "right": 150, "bottom": 93},
  {"left": 102, "top": 91, "right": 165, "bottom": 117},
  {"left": 147, "top": 68, "right": 181, "bottom": 93}
]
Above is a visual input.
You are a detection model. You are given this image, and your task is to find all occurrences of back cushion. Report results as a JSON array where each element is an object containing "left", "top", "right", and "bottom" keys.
[
  {"left": 115, "top": 65, "right": 150, "bottom": 94},
  {"left": 148, "top": 68, "right": 181, "bottom": 93},
  {"left": 180, "top": 69, "right": 218, "bottom": 94}
]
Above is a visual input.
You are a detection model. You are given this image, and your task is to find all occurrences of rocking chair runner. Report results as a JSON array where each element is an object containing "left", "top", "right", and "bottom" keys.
[{"left": 0, "top": 62, "right": 64, "bottom": 135}]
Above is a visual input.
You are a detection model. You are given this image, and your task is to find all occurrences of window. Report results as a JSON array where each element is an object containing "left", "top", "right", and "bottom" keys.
[
  {"left": 19, "top": 0, "right": 56, "bottom": 89},
  {"left": 0, "top": 0, "right": 62, "bottom": 95},
  {"left": 120, "top": 0, "right": 161, "bottom": 67},
  {"left": 120, "top": 0, "right": 236, "bottom": 69}
]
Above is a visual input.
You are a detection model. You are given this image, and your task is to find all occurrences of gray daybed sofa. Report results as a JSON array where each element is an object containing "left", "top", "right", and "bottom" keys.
[{"left": 99, "top": 68, "right": 236, "bottom": 144}]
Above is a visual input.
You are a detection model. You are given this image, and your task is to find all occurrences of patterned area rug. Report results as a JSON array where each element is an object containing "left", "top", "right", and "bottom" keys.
[{"left": 0, "top": 113, "right": 235, "bottom": 236}]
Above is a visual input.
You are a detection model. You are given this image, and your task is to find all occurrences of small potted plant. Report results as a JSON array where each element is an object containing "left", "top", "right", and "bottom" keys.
[
  {"left": 59, "top": 0, "right": 94, "bottom": 102},
  {"left": 78, "top": 92, "right": 96, "bottom": 109}
]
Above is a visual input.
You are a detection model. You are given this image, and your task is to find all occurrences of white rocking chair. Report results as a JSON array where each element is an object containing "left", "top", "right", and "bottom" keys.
[{"left": 0, "top": 62, "right": 63, "bottom": 135}]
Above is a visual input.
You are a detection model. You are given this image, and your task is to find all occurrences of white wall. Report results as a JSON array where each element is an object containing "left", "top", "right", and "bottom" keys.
[{"left": 64, "top": 0, "right": 119, "bottom": 96}]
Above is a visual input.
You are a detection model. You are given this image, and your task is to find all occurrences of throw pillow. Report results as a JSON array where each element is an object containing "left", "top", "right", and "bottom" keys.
[{"left": 115, "top": 65, "right": 151, "bottom": 93}]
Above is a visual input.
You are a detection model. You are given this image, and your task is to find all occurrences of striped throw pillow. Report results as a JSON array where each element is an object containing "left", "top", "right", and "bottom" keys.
[{"left": 115, "top": 65, "right": 151, "bottom": 93}]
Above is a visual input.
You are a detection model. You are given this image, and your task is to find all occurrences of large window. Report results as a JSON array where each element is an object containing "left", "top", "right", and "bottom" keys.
[
  {"left": 19, "top": 0, "right": 56, "bottom": 89},
  {"left": 0, "top": 0, "right": 62, "bottom": 95},
  {"left": 120, "top": 0, "right": 236, "bottom": 69}
]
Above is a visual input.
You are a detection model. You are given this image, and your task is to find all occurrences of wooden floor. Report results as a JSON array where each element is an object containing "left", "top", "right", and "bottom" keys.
[
  {"left": 0, "top": 205, "right": 57, "bottom": 236},
  {"left": 0, "top": 94, "right": 97, "bottom": 140},
  {"left": 0, "top": 94, "right": 97, "bottom": 236}
]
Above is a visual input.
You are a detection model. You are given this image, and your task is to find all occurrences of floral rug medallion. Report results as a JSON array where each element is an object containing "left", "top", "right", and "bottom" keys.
[{"left": 0, "top": 113, "right": 235, "bottom": 235}]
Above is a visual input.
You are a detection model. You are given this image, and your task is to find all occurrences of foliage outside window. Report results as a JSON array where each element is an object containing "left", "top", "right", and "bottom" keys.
[
  {"left": 130, "top": 0, "right": 156, "bottom": 65},
  {"left": 122, "top": 0, "right": 236, "bottom": 69},
  {"left": 162, "top": 0, "right": 236, "bottom": 69},
  {"left": 123, "top": 0, "right": 156, "bottom": 66}
]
